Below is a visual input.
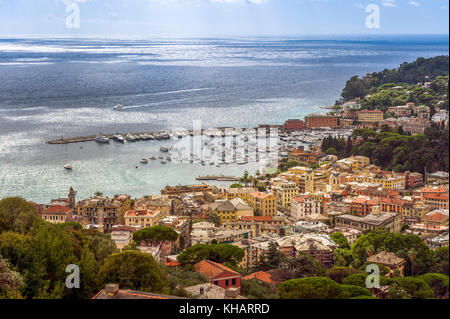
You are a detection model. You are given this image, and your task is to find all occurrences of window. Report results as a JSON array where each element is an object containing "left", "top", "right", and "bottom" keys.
[
  {"left": 232, "top": 278, "right": 236, "bottom": 285},
  {"left": 213, "top": 281, "right": 219, "bottom": 286},
  {"left": 225, "top": 279, "right": 229, "bottom": 286}
]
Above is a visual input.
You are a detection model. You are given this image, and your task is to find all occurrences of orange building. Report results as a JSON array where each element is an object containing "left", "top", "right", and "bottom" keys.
[
  {"left": 424, "top": 193, "right": 449, "bottom": 210},
  {"left": 305, "top": 115, "right": 339, "bottom": 129}
]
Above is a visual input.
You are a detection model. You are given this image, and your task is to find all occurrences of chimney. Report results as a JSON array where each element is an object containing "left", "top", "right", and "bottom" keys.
[
  {"left": 225, "top": 287, "right": 240, "bottom": 299},
  {"left": 105, "top": 284, "right": 119, "bottom": 296}
]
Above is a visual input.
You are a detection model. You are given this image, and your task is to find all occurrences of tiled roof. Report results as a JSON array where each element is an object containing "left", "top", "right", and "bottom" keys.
[
  {"left": 195, "top": 260, "right": 240, "bottom": 281},
  {"left": 243, "top": 271, "right": 275, "bottom": 285},
  {"left": 43, "top": 205, "right": 72, "bottom": 214},
  {"left": 367, "top": 251, "right": 405, "bottom": 266},
  {"left": 241, "top": 216, "right": 272, "bottom": 222},
  {"left": 124, "top": 209, "right": 160, "bottom": 218}
]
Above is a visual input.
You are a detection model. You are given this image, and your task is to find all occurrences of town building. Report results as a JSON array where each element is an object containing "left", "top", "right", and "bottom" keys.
[
  {"left": 248, "top": 192, "right": 277, "bottom": 217},
  {"left": 291, "top": 194, "right": 321, "bottom": 220},
  {"left": 124, "top": 209, "right": 161, "bottom": 228},
  {"left": 366, "top": 251, "right": 406, "bottom": 277},
  {"left": 194, "top": 260, "right": 242, "bottom": 294},
  {"left": 357, "top": 110, "right": 384, "bottom": 123},
  {"left": 305, "top": 114, "right": 339, "bottom": 129}
]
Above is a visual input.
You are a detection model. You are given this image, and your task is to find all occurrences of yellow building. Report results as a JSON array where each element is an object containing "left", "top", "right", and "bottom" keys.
[
  {"left": 273, "top": 180, "right": 299, "bottom": 209},
  {"left": 208, "top": 200, "right": 238, "bottom": 225},
  {"left": 349, "top": 156, "right": 370, "bottom": 169},
  {"left": 358, "top": 110, "right": 384, "bottom": 123},
  {"left": 124, "top": 209, "right": 161, "bottom": 228},
  {"left": 248, "top": 192, "right": 277, "bottom": 217},
  {"left": 353, "top": 175, "right": 405, "bottom": 190},
  {"left": 223, "top": 187, "right": 257, "bottom": 203}
]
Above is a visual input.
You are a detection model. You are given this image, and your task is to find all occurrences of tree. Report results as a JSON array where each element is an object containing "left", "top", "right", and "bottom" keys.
[
  {"left": 256, "top": 241, "right": 286, "bottom": 271},
  {"left": 278, "top": 276, "right": 370, "bottom": 299},
  {"left": 325, "top": 267, "right": 361, "bottom": 284},
  {"left": 418, "top": 273, "right": 449, "bottom": 299},
  {"left": 133, "top": 226, "right": 179, "bottom": 247},
  {"left": 241, "top": 279, "right": 279, "bottom": 299},
  {"left": 0, "top": 197, "right": 37, "bottom": 233},
  {"left": 282, "top": 253, "right": 324, "bottom": 279},
  {"left": 326, "top": 147, "right": 338, "bottom": 155},
  {"left": 408, "top": 248, "right": 417, "bottom": 276},
  {"left": 0, "top": 256, "right": 24, "bottom": 299},
  {"left": 389, "top": 277, "right": 434, "bottom": 299},
  {"left": 177, "top": 244, "right": 244, "bottom": 267},
  {"left": 206, "top": 212, "right": 220, "bottom": 227},
  {"left": 330, "top": 232, "right": 350, "bottom": 249},
  {"left": 98, "top": 251, "right": 169, "bottom": 294}
]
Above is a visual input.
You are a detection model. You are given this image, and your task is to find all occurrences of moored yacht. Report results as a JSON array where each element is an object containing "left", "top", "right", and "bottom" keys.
[
  {"left": 95, "top": 135, "right": 110, "bottom": 143},
  {"left": 113, "top": 135, "right": 125, "bottom": 143}
]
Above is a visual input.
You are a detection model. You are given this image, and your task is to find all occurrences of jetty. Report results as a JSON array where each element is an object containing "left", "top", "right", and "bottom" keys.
[{"left": 196, "top": 175, "right": 239, "bottom": 181}]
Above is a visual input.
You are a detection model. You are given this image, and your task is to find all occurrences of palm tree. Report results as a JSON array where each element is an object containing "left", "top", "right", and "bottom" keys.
[{"left": 408, "top": 249, "right": 417, "bottom": 276}]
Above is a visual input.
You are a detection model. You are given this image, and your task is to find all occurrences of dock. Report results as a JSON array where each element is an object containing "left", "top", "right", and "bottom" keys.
[{"left": 196, "top": 175, "right": 239, "bottom": 181}]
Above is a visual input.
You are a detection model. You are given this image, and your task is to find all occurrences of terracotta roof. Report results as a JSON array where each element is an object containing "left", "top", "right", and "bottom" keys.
[
  {"left": 195, "top": 260, "right": 240, "bottom": 281},
  {"left": 251, "top": 192, "right": 273, "bottom": 200},
  {"left": 124, "top": 209, "right": 160, "bottom": 218},
  {"left": 43, "top": 205, "right": 72, "bottom": 214},
  {"left": 424, "top": 193, "right": 449, "bottom": 201},
  {"left": 243, "top": 271, "right": 275, "bottom": 285},
  {"left": 241, "top": 216, "right": 272, "bottom": 222}
]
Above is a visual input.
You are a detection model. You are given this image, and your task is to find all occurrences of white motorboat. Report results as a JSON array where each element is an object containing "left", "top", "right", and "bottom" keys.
[
  {"left": 113, "top": 135, "right": 125, "bottom": 143},
  {"left": 113, "top": 104, "right": 124, "bottom": 111},
  {"left": 95, "top": 135, "right": 110, "bottom": 143},
  {"left": 64, "top": 164, "right": 73, "bottom": 170}
]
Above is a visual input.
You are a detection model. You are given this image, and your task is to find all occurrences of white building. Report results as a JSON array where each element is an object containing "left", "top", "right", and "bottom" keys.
[{"left": 291, "top": 194, "right": 321, "bottom": 221}]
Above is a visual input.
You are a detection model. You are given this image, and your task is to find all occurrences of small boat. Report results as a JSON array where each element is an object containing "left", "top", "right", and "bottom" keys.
[
  {"left": 95, "top": 135, "right": 110, "bottom": 143},
  {"left": 166, "top": 156, "right": 172, "bottom": 161},
  {"left": 140, "top": 158, "right": 148, "bottom": 164},
  {"left": 150, "top": 156, "right": 157, "bottom": 160},
  {"left": 161, "top": 160, "right": 167, "bottom": 164},
  {"left": 113, "top": 104, "right": 124, "bottom": 111},
  {"left": 113, "top": 135, "right": 125, "bottom": 143},
  {"left": 64, "top": 164, "right": 72, "bottom": 170},
  {"left": 125, "top": 134, "right": 136, "bottom": 142},
  {"left": 160, "top": 146, "right": 169, "bottom": 152}
]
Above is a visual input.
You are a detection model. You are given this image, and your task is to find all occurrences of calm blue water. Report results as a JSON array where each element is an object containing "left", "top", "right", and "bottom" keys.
[{"left": 0, "top": 35, "right": 448, "bottom": 202}]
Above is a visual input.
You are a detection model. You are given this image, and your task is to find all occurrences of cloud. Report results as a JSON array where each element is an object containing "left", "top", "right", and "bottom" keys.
[
  {"left": 381, "top": 0, "right": 396, "bottom": 7},
  {"left": 408, "top": 1, "right": 419, "bottom": 6}
]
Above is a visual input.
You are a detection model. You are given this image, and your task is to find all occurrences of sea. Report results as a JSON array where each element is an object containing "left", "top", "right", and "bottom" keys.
[{"left": 0, "top": 35, "right": 448, "bottom": 203}]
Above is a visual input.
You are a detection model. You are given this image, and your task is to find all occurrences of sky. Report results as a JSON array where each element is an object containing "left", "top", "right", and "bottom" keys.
[{"left": 0, "top": 0, "right": 448, "bottom": 37}]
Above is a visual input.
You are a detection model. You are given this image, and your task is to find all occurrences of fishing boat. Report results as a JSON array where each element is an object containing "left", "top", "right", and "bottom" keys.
[
  {"left": 161, "top": 160, "right": 167, "bottom": 164},
  {"left": 160, "top": 146, "right": 169, "bottom": 152},
  {"left": 64, "top": 164, "right": 73, "bottom": 170},
  {"left": 140, "top": 158, "right": 148, "bottom": 164}
]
